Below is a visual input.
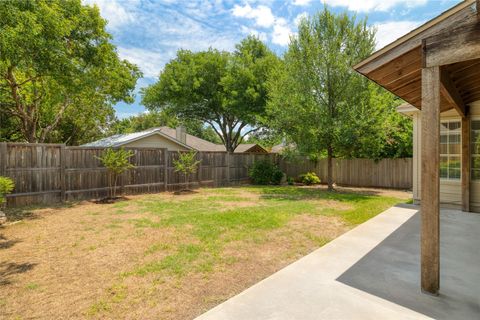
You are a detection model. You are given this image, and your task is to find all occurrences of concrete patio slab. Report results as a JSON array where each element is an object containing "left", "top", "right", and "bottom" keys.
[{"left": 196, "top": 205, "right": 480, "bottom": 320}]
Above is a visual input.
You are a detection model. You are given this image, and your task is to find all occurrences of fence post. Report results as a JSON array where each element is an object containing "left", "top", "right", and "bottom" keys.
[
  {"left": 226, "top": 152, "right": 231, "bottom": 186},
  {"left": 197, "top": 151, "right": 202, "bottom": 188},
  {"left": 0, "top": 142, "right": 7, "bottom": 177},
  {"left": 213, "top": 154, "right": 218, "bottom": 187},
  {"left": 59, "top": 144, "right": 66, "bottom": 202},
  {"left": 163, "top": 149, "right": 168, "bottom": 192}
]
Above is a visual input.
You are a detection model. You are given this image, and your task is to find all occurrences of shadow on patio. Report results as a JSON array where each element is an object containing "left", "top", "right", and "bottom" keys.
[{"left": 337, "top": 208, "right": 480, "bottom": 319}]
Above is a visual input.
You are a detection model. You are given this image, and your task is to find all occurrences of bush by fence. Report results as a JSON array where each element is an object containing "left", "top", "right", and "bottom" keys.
[{"left": 0, "top": 142, "right": 412, "bottom": 207}]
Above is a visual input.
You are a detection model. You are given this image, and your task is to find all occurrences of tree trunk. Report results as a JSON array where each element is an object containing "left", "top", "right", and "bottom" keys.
[{"left": 327, "top": 146, "right": 334, "bottom": 191}]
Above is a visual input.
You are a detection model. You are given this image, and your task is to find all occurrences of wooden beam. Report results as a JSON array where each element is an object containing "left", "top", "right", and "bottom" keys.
[
  {"left": 462, "top": 114, "right": 471, "bottom": 212},
  {"left": 421, "top": 66, "right": 441, "bottom": 295},
  {"left": 440, "top": 68, "right": 467, "bottom": 117},
  {"left": 424, "top": 20, "right": 480, "bottom": 67},
  {"left": 355, "top": 2, "right": 475, "bottom": 74}
]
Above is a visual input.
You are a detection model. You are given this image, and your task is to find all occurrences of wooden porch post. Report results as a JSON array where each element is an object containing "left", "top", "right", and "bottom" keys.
[
  {"left": 421, "top": 66, "right": 440, "bottom": 295},
  {"left": 462, "top": 115, "right": 470, "bottom": 212}
]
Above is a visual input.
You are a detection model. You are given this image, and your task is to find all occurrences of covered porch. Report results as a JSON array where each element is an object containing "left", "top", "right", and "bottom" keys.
[{"left": 354, "top": 0, "right": 480, "bottom": 295}]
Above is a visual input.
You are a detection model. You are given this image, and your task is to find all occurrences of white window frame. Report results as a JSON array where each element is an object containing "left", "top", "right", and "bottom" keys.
[{"left": 439, "top": 119, "right": 461, "bottom": 181}]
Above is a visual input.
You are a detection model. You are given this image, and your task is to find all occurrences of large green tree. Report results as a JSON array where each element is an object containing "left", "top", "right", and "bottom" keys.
[
  {"left": 142, "top": 36, "right": 279, "bottom": 152},
  {"left": 267, "top": 8, "right": 377, "bottom": 190},
  {"left": 0, "top": 0, "right": 141, "bottom": 143}
]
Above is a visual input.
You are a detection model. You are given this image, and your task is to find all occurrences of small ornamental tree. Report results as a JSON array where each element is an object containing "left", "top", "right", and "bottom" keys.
[
  {"left": 173, "top": 151, "right": 201, "bottom": 191},
  {"left": 0, "top": 176, "right": 14, "bottom": 206},
  {"left": 97, "top": 148, "right": 134, "bottom": 199},
  {"left": 0, "top": 176, "right": 14, "bottom": 224}
]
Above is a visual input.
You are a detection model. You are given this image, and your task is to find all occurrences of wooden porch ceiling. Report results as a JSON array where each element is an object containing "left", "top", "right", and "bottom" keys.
[{"left": 354, "top": 0, "right": 480, "bottom": 114}]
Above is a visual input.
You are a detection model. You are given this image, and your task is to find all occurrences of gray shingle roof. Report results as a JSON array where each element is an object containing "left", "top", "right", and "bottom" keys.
[{"left": 82, "top": 127, "right": 265, "bottom": 153}]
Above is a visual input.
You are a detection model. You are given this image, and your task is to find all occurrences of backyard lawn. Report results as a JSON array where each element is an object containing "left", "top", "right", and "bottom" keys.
[{"left": 0, "top": 186, "right": 409, "bottom": 320}]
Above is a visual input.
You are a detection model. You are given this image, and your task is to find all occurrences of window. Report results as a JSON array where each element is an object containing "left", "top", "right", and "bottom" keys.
[
  {"left": 440, "top": 120, "right": 461, "bottom": 180},
  {"left": 471, "top": 120, "right": 480, "bottom": 180}
]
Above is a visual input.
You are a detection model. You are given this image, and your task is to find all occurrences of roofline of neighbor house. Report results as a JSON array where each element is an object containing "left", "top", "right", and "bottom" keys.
[
  {"left": 112, "top": 129, "right": 194, "bottom": 150},
  {"left": 353, "top": 0, "right": 476, "bottom": 71}
]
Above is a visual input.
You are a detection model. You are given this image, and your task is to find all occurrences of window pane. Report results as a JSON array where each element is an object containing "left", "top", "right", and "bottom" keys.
[
  {"left": 472, "top": 157, "right": 480, "bottom": 170},
  {"left": 472, "top": 169, "right": 480, "bottom": 180},
  {"left": 472, "top": 143, "right": 480, "bottom": 155},
  {"left": 449, "top": 168, "right": 460, "bottom": 180},
  {"left": 472, "top": 120, "right": 480, "bottom": 131},
  {"left": 449, "top": 156, "right": 461, "bottom": 168},
  {"left": 440, "top": 143, "right": 448, "bottom": 155},
  {"left": 440, "top": 156, "right": 449, "bottom": 178},
  {"left": 440, "top": 134, "right": 448, "bottom": 144},
  {"left": 449, "top": 133, "right": 460, "bottom": 144},
  {"left": 448, "top": 122, "right": 460, "bottom": 131},
  {"left": 472, "top": 132, "right": 480, "bottom": 146},
  {"left": 449, "top": 143, "right": 460, "bottom": 154},
  {"left": 440, "top": 122, "right": 449, "bottom": 132}
]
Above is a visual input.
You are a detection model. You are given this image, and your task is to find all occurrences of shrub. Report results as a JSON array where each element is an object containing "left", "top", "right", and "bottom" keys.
[
  {"left": 249, "top": 160, "right": 283, "bottom": 185},
  {"left": 287, "top": 177, "right": 295, "bottom": 185},
  {"left": 0, "top": 176, "right": 14, "bottom": 206},
  {"left": 96, "top": 148, "right": 135, "bottom": 199},
  {"left": 173, "top": 151, "right": 201, "bottom": 190},
  {"left": 299, "top": 172, "right": 321, "bottom": 185}
]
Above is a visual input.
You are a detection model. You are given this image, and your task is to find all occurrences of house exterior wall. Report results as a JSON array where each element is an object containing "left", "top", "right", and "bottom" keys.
[
  {"left": 412, "top": 100, "right": 480, "bottom": 211},
  {"left": 123, "top": 134, "right": 189, "bottom": 151}
]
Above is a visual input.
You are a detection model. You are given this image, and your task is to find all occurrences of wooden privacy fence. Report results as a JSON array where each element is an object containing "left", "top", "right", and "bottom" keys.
[
  {"left": 0, "top": 143, "right": 412, "bottom": 207},
  {"left": 279, "top": 157, "right": 413, "bottom": 189}
]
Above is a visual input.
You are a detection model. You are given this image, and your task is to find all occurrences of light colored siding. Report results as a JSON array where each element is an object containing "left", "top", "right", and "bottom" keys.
[
  {"left": 123, "top": 134, "right": 189, "bottom": 151},
  {"left": 412, "top": 100, "right": 480, "bottom": 211},
  {"left": 413, "top": 111, "right": 421, "bottom": 201}
]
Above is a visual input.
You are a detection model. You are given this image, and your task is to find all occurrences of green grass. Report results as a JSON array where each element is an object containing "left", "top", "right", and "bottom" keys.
[
  {"left": 25, "top": 283, "right": 40, "bottom": 290},
  {"left": 119, "top": 186, "right": 404, "bottom": 279}
]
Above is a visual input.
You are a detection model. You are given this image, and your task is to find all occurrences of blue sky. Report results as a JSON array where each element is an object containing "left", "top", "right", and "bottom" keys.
[{"left": 84, "top": 0, "right": 461, "bottom": 119}]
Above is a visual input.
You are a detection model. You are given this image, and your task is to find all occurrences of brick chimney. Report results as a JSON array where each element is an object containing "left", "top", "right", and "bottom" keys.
[{"left": 176, "top": 126, "right": 187, "bottom": 144}]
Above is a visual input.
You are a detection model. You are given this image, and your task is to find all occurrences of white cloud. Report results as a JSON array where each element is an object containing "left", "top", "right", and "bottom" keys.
[
  {"left": 292, "top": 0, "right": 313, "bottom": 6},
  {"left": 117, "top": 47, "right": 169, "bottom": 78},
  {"left": 83, "top": 0, "right": 138, "bottom": 29},
  {"left": 232, "top": 4, "right": 295, "bottom": 46},
  {"left": 271, "top": 18, "right": 293, "bottom": 46},
  {"left": 294, "top": 12, "right": 308, "bottom": 26},
  {"left": 374, "top": 21, "right": 422, "bottom": 49},
  {"left": 322, "top": 0, "right": 428, "bottom": 12},
  {"left": 232, "top": 4, "right": 275, "bottom": 28},
  {"left": 240, "top": 26, "right": 268, "bottom": 42}
]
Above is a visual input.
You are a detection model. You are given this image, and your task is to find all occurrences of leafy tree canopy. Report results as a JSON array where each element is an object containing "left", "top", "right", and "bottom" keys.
[
  {"left": 0, "top": 0, "right": 141, "bottom": 143},
  {"left": 142, "top": 36, "right": 280, "bottom": 152},
  {"left": 267, "top": 8, "right": 377, "bottom": 190}
]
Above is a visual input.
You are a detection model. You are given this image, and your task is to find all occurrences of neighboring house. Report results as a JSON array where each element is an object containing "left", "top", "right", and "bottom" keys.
[
  {"left": 271, "top": 142, "right": 296, "bottom": 154},
  {"left": 82, "top": 126, "right": 268, "bottom": 153},
  {"left": 271, "top": 143, "right": 286, "bottom": 154},
  {"left": 398, "top": 101, "right": 480, "bottom": 211}
]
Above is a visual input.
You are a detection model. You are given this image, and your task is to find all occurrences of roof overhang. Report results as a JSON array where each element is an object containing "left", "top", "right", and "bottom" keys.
[{"left": 354, "top": 0, "right": 480, "bottom": 115}]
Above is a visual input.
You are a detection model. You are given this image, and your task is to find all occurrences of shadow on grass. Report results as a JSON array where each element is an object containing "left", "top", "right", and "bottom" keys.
[
  {"left": 4, "top": 202, "right": 77, "bottom": 223},
  {"left": 0, "top": 261, "right": 37, "bottom": 286},
  {"left": 0, "top": 234, "right": 21, "bottom": 250},
  {"left": 250, "top": 185, "right": 378, "bottom": 203}
]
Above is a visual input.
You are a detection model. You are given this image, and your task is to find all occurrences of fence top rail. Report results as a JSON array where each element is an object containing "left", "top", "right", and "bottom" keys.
[
  {"left": 3, "top": 142, "right": 65, "bottom": 147},
  {"left": 66, "top": 146, "right": 169, "bottom": 151}
]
